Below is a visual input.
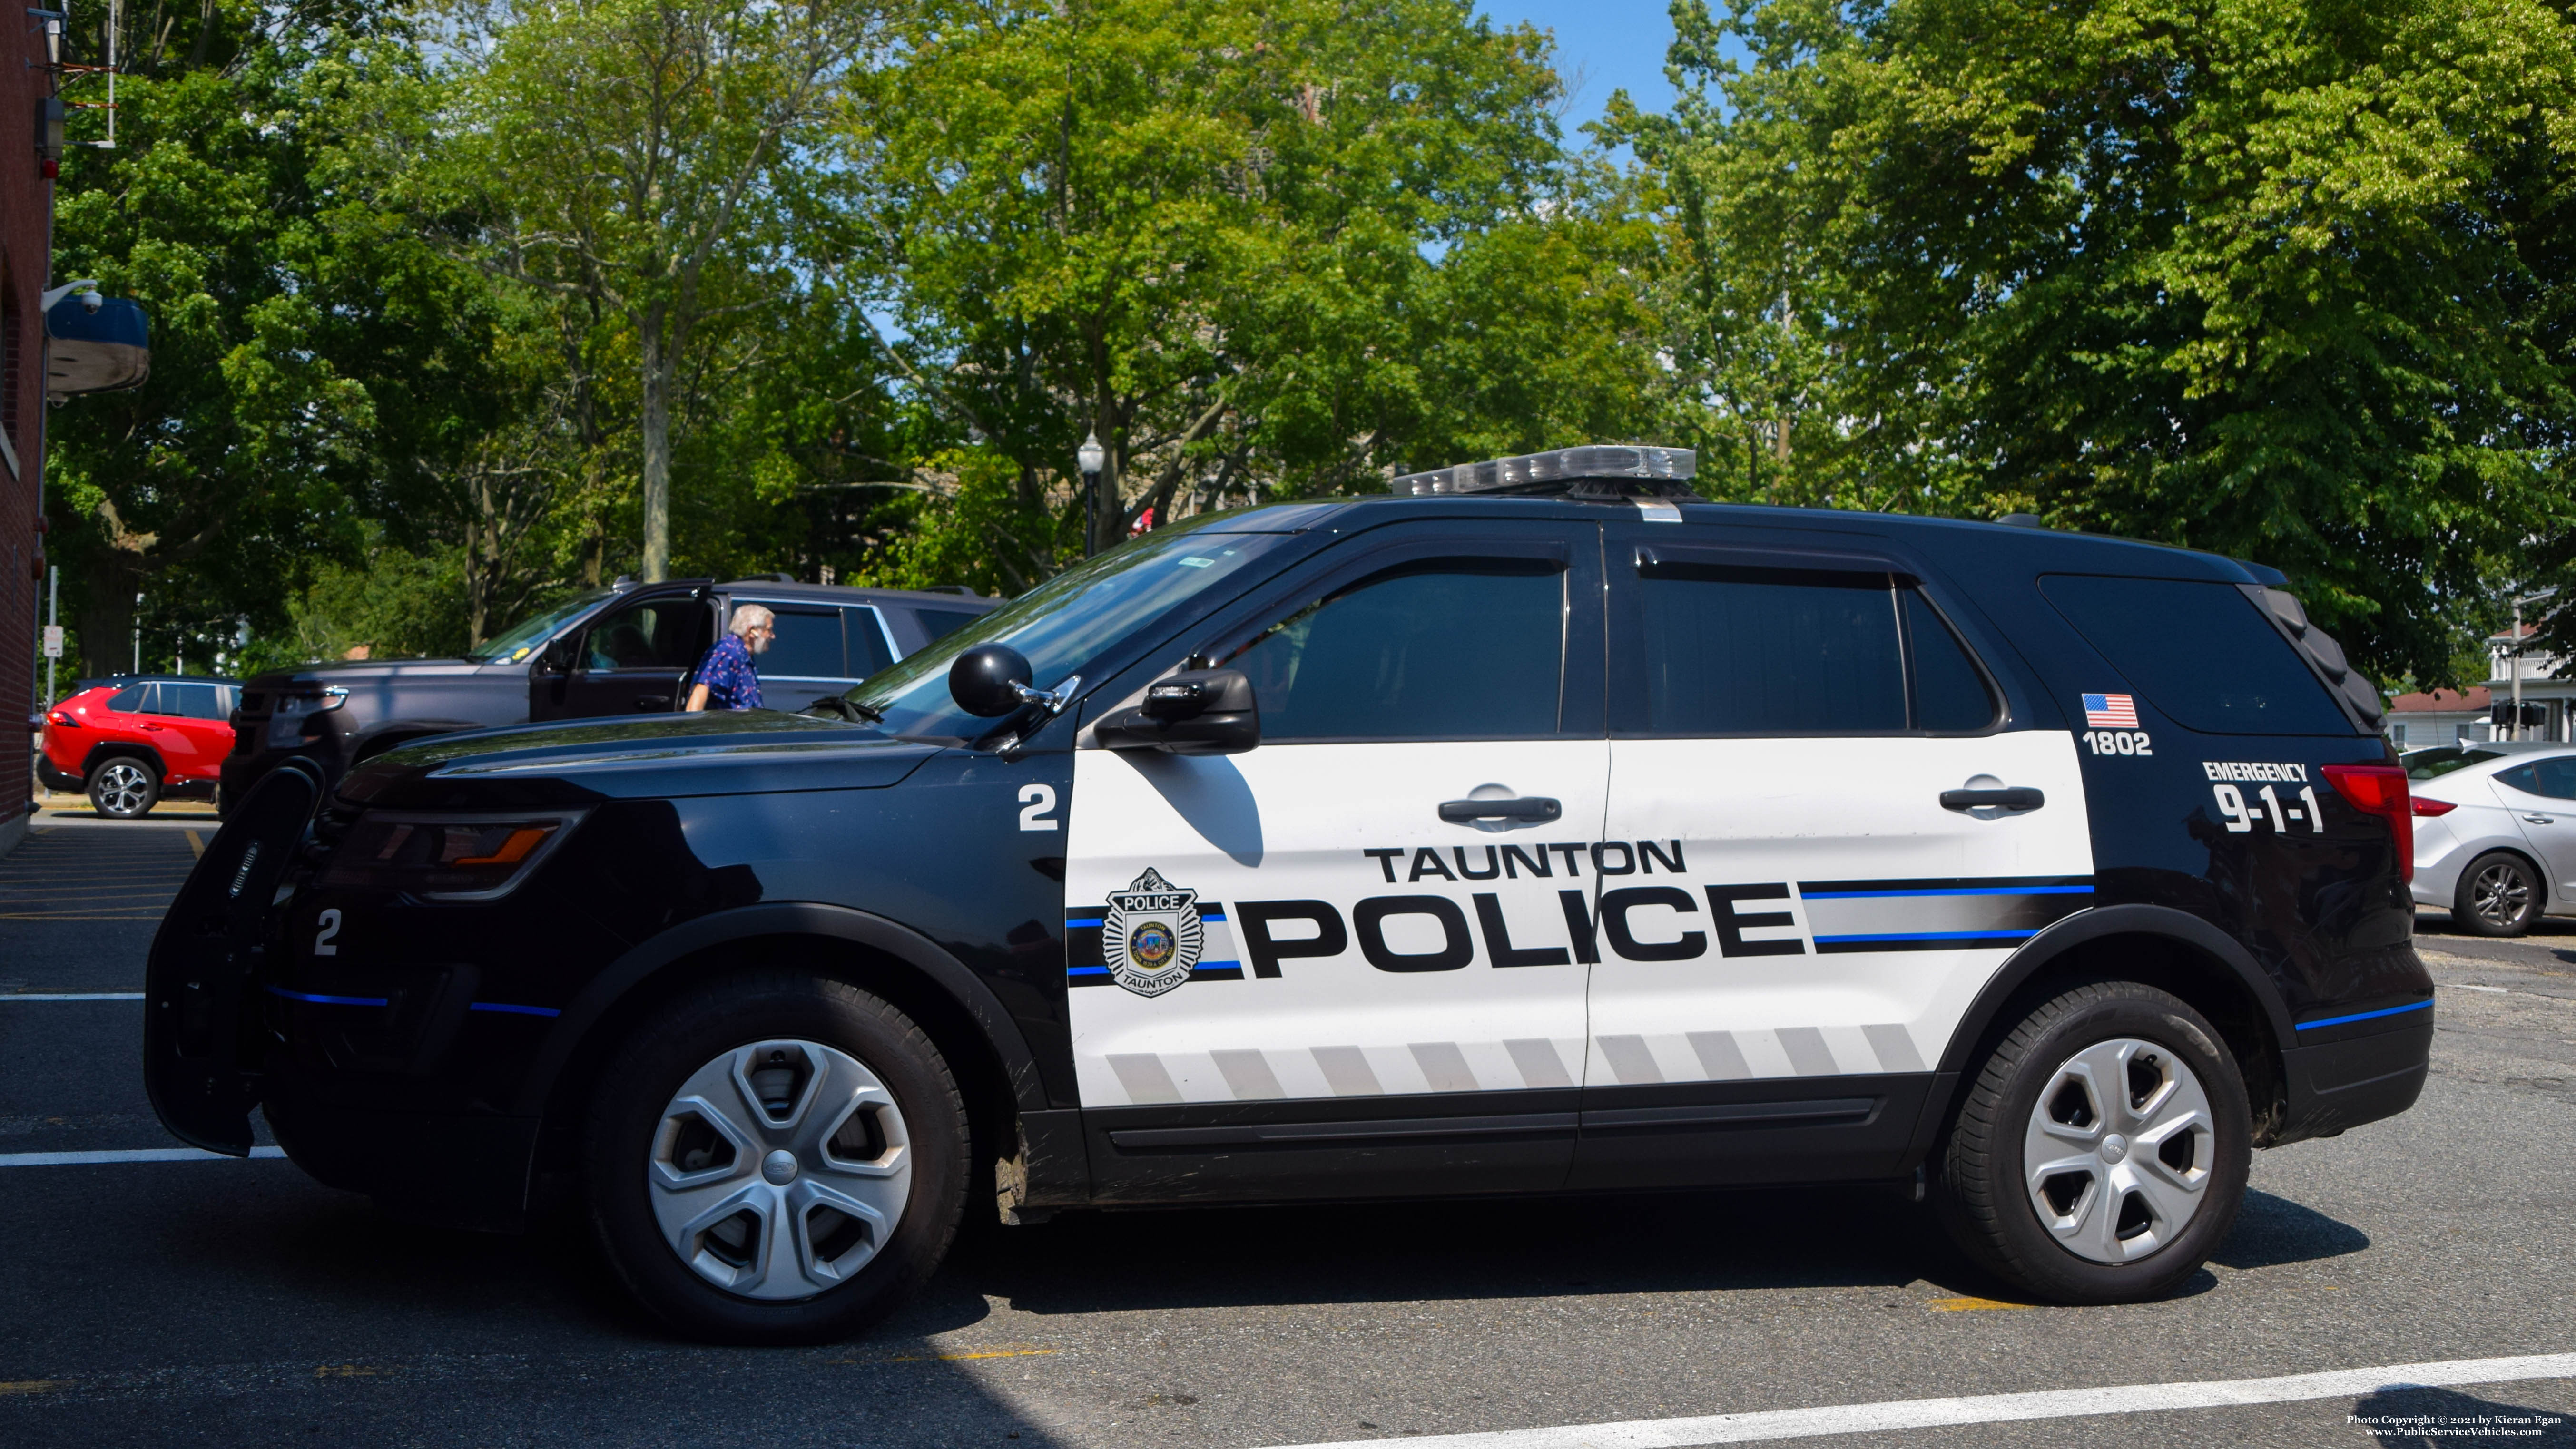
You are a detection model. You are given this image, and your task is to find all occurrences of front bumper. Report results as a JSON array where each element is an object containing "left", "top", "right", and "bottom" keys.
[
  {"left": 265, "top": 1082, "right": 540, "bottom": 1233},
  {"left": 221, "top": 739, "right": 344, "bottom": 811},
  {"left": 2277, "top": 1007, "right": 2433, "bottom": 1142}
]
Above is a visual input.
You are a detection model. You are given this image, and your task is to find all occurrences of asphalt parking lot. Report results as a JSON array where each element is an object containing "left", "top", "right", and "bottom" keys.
[{"left": 1, "top": 820, "right": 2569, "bottom": 1448}]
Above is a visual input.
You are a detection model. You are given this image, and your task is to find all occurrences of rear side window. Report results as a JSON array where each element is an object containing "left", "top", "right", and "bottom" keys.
[
  {"left": 2039, "top": 576, "right": 2350, "bottom": 735},
  {"left": 844, "top": 608, "right": 895, "bottom": 677},
  {"left": 914, "top": 607, "right": 984, "bottom": 644},
  {"left": 2497, "top": 759, "right": 2576, "bottom": 800},
  {"left": 107, "top": 684, "right": 148, "bottom": 712},
  {"left": 1616, "top": 559, "right": 1996, "bottom": 734},
  {"left": 166, "top": 683, "right": 226, "bottom": 719},
  {"left": 757, "top": 606, "right": 846, "bottom": 677}
]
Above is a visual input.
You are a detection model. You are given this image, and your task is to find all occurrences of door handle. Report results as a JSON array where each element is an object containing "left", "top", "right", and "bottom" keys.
[
  {"left": 1941, "top": 786, "right": 2045, "bottom": 812},
  {"left": 142, "top": 723, "right": 167, "bottom": 732},
  {"left": 634, "top": 695, "right": 672, "bottom": 710},
  {"left": 1439, "top": 796, "right": 1563, "bottom": 824},
  {"left": 2526, "top": 814, "right": 2555, "bottom": 825}
]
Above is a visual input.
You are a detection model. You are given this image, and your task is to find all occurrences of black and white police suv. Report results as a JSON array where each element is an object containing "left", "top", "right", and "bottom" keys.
[{"left": 147, "top": 445, "right": 2431, "bottom": 1341}]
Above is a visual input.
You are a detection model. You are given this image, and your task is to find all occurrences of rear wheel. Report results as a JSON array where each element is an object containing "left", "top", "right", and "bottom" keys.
[
  {"left": 88, "top": 758, "right": 159, "bottom": 819},
  {"left": 1933, "top": 981, "right": 2251, "bottom": 1304},
  {"left": 585, "top": 973, "right": 968, "bottom": 1344},
  {"left": 2455, "top": 852, "right": 2540, "bottom": 937}
]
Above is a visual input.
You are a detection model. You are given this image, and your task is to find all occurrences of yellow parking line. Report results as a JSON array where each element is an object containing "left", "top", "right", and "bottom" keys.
[
  {"left": 0, "top": 1380, "right": 61, "bottom": 1395},
  {"left": 1928, "top": 1295, "right": 2035, "bottom": 1312},
  {"left": 830, "top": 1346, "right": 1058, "bottom": 1365},
  {"left": 186, "top": 829, "right": 206, "bottom": 858}
]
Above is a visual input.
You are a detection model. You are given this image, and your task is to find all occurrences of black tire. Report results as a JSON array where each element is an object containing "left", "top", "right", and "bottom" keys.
[
  {"left": 1932, "top": 981, "right": 2252, "bottom": 1304},
  {"left": 584, "top": 972, "right": 969, "bottom": 1344},
  {"left": 2454, "top": 851, "right": 2541, "bottom": 937},
  {"left": 87, "top": 757, "right": 160, "bottom": 819}
]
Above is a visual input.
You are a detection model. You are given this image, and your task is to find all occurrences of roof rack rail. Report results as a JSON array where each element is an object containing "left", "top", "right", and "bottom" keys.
[{"left": 1390, "top": 444, "right": 1699, "bottom": 501}]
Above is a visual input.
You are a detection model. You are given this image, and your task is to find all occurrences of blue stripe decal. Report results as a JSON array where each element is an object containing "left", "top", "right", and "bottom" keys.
[
  {"left": 1194, "top": 959, "right": 1240, "bottom": 970},
  {"left": 1811, "top": 930, "right": 2039, "bottom": 945},
  {"left": 2295, "top": 999, "right": 2432, "bottom": 1031},
  {"left": 265, "top": 986, "right": 388, "bottom": 1008},
  {"left": 1064, "top": 913, "right": 1229, "bottom": 926},
  {"left": 1801, "top": 885, "right": 2095, "bottom": 901},
  {"left": 1068, "top": 965, "right": 1111, "bottom": 977},
  {"left": 470, "top": 1002, "right": 561, "bottom": 1018}
]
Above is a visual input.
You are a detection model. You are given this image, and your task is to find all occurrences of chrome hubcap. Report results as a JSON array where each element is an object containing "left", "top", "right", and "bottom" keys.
[
  {"left": 648, "top": 1039, "right": 911, "bottom": 1300},
  {"left": 92, "top": 762, "right": 150, "bottom": 815},
  {"left": 2024, "top": 1037, "right": 2213, "bottom": 1263},
  {"left": 2472, "top": 863, "right": 2531, "bottom": 927}
]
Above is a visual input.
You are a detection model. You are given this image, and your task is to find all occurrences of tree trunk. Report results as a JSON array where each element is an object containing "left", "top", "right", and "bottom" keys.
[
  {"left": 77, "top": 549, "right": 143, "bottom": 680},
  {"left": 639, "top": 304, "right": 673, "bottom": 582}
]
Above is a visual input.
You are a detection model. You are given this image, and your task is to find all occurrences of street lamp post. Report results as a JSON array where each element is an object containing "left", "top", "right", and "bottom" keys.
[{"left": 1077, "top": 431, "right": 1106, "bottom": 558}]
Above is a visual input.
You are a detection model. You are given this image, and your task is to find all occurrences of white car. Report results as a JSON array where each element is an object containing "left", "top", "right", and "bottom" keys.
[{"left": 2407, "top": 745, "right": 2576, "bottom": 934}]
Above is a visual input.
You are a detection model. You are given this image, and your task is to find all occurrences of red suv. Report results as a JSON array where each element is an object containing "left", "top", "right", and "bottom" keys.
[{"left": 37, "top": 675, "right": 240, "bottom": 818}]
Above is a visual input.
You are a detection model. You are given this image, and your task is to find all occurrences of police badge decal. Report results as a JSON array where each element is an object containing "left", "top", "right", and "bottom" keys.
[{"left": 1100, "top": 868, "right": 1205, "bottom": 998}]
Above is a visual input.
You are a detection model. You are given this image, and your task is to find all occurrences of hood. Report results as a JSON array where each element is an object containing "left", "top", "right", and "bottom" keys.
[
  {"left": 339, "top": 709, "right": 944, "bottom": 810},
  {"left": 248, "top": 657, "right": 486, "bottom": 689}
]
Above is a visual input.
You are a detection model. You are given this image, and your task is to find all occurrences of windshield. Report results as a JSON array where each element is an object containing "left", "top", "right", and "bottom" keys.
[
  {"left": 2405, "top": 746, "right": 2503, "bottom": 781},
  {"left": 846, "top": 519, "right": 1303, "bottom": 740},
  {"left": 468, "top": 590, "right": 613, "bottom": 664}
]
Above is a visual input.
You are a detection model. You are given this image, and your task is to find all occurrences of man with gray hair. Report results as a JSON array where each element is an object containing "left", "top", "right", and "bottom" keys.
[{"left": 685, "top": 603, "right": 775, "bottom": 711}]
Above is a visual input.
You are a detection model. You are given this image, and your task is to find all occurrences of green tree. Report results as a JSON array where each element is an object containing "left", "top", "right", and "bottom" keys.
[
  {"left": 449, "top": 0, "right": 878, "bottom": 582},
  {"left": 1615, "top": 0, "right": 2576, "bottom": 681},
  {"left": 849, "top": 0, "right": 1649, "bottom": 567},
  {"left": 48, "top": 2, "right": 541, "bottom": 675}
]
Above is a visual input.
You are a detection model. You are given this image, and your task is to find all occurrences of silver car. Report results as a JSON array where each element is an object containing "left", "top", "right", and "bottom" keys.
[{"left": 2408, "top": 744, "right": 2576, "bottom": 934}]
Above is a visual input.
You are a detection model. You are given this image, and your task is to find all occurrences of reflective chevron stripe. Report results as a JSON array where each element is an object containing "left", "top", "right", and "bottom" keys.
[{"left": 1075, "top": 1023, "right": 1931, "bottom": 1106}]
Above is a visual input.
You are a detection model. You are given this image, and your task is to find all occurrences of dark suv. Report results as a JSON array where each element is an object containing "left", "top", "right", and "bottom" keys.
[
  {"left": 150, "top": 446, "right": 2428, "bottom": 1343},
  {"left": 221, "top": 579, "right": 998, "bottom": 808}
]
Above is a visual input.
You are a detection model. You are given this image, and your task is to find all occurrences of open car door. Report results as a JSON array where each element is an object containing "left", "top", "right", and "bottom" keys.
[{"left": 144, "top": 758, "right": 324, "bottom": 1154}]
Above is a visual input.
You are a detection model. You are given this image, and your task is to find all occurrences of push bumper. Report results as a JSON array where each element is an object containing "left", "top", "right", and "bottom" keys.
[
  {"left": 264, "top": 1082, "right": 541, "bottom": 1234},
  {"left": 2277, "top": 1006, "right": 2433, "bottom": 1143}
]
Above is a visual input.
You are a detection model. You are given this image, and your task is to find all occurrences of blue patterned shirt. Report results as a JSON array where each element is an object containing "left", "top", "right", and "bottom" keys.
[{"left": 693, "top": 634, "right": 762, "bottom": 710}]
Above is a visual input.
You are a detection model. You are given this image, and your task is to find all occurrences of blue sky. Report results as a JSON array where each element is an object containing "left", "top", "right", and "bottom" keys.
[{"left": 1477, "top": 0, "right": 1683, "bottom": 143}]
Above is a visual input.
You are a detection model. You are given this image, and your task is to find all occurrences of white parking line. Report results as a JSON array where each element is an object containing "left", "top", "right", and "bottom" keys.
[
  {"left": 1266, "top": 1352, "right": 2576, "bottom": 1449},
  {"left": 1, "top": 992, "right": 145, "bottom": 1001},
  {"left": 0, "top": 1147, "right": 288, "bottom": 1167}
]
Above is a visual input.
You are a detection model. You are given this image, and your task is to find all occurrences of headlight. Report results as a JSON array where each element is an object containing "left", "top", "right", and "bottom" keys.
[
  {"left": 267, "top": 687, "right": 350, "bottom": 748},
  {"left": 317, "top": 811, "right": 586, "bottom": 901}
]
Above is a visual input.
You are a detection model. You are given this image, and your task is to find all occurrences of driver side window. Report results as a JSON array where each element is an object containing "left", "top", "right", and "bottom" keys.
[
  {"left": 1225, "top": 558, "right": 1568, "bottom": 742},
  {"left": 583, "top": 598, "right": 709, "bottom": 673}
]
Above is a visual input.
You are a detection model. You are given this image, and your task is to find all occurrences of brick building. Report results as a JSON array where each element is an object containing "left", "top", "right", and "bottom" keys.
[{"left": 1, "top": 10, "right": 60, "bottom": 859}]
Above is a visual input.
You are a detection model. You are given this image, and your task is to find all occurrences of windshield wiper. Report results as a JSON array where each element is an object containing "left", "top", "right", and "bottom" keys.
[{"left": 803, "top": 695, "right": 882, "bottom": 724}]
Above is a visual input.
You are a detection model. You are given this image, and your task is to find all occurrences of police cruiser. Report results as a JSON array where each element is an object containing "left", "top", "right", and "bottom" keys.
[{"left": 146, "top": 445, "right": 2430, "bottom": 1342}]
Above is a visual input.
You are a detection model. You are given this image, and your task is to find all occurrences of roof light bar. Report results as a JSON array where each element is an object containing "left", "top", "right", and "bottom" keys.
[{"left": 1390, "top": 444, "right": 1699, "bottom": 501}]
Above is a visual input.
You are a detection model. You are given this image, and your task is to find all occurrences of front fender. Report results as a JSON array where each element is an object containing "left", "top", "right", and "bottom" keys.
[{"left": 511, "top": 901, "right": 1052, "bottom": 1118}]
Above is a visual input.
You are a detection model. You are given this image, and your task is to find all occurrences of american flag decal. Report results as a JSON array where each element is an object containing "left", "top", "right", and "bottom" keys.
[{"left": 2082, "top": 693, "right": 2139, "bottom": 728}]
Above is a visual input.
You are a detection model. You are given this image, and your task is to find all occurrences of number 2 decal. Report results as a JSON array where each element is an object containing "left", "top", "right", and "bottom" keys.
[
  {"left": 1018, "top": 783, "right": 1060, "bottom": 832},
  {"left": 313, "top": 907, "right": 343, "bottom": 957}
]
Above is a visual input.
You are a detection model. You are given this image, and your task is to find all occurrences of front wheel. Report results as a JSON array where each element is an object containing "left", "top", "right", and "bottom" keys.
[
  {"left": 2455, "top": 852, "right": 2540, "bottom": 937},
  {"left": 585, "top": 973, "right": 969, "bottom": 1343},
  {"left": 88, "top": 759, "right": 159, "bottom": 819},
  {"left": 1933, "top": 981, "right": 2251, "bottom": 1304}
]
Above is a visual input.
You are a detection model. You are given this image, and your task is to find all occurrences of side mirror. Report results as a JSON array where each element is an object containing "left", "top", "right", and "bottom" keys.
[
  {"left": 1095, "top": 668, "right": 1259, "bottom": 755},
  {"left": 537, "top": 635, "right": 581, "bottom": 676},
  {"left": 950, "top": 643, "right": 1035, "bottom": 717}
]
